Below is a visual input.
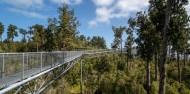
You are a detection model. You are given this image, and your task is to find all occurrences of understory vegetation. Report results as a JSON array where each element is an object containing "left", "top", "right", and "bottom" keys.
[{"left": 44, "top": 53, "right": 190, "bottom": 94}]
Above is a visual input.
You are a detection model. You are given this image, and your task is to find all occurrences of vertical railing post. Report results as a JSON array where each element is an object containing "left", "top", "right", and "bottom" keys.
[
  {"left": 69, "top": 51, "right": 73, "bottom": 60},
  {"left": 40, "top": 52, "right": 42, "bottom": 72},
  {"left": 27, "top": 53, "right": 28, "bottom": 69},
  {"left": 22, "top": 53, "right": 24, "bottom": 80},
  {"left": 67, "top": 52, "right": 69, "bottom": 61},
  {"left": 2, "top": 55, "right": 5, "bottom": 78},
  {"left": 64, "top": 52, "right": 66, "bottom": 62},
  {"left": 72, "top": 52, "right": 73, "bottom": 59},
  {"left": 69, "top": 51, "right": 70, "bottom": 60},
  {"left": 63, "top": 52, "right": 65, "bottom": 63},
  {"left": 71, "top": 52, "right": 72, "bottom": 59},
  {"left": 53, "top": 53, "right": 55, "bottom": 67}
]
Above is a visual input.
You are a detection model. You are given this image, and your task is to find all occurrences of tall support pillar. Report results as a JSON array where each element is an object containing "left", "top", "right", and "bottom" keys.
[{"left": 80, "top": 60, "right": 83, "bottom": 94}]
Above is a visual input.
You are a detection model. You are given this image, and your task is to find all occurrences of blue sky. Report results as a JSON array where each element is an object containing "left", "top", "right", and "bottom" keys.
[{"left": 0, "top": 0, "right": 190, "bottom": 48}]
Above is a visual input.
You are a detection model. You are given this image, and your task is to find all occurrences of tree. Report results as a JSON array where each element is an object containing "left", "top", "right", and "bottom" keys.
[
  {"left": 28, "top": 26, "right": 33, "bottom": 38},
  {"left": 19, "top": 28, "right": 27, "bottom": 43},
  {"left": 111, "top": 38, "right": 119, "bottom": 49},
  {"left": 0, "top": 22, "right": 4, "bottom": 42},
  {"left": 90, "top": 36, "right": 107, "bottom": 49},
  {"left": 125, "top": 17, "right": 136, "bottom": 69},
  {"left": 32, "top": 24, "right": 45, "bottom": 52},
  {"left": 136, "top": 11, "right": 156, "bottom": 94},
  {"left": 44, "top": 28, "right": 54, "bottom": 51},
  {"left": 87, "top": 36, "right": 91, "bottom": 41},
  {"left": 148, "top": 0, "right": 164, "bottom": 81},
  {"left": 56, "top": 4, "right": 80, "bottom": 50},
  {"left": 7, "top": 24, "right": 18, "bottom": 42},
  {"left": 159, "top": 0, "right": 171, "bottom": 93},
  {"left": 79, "top": 35, "right": 86, "bottom": 42},
  {"left": 112, "top": 26, "right": 126, "bottom": 55},
  {"left": 44, "top": 18, "right": 57, "bottom": 51},
  {"left": 169, "top": 0, "right": 189, "bottom": 82}
]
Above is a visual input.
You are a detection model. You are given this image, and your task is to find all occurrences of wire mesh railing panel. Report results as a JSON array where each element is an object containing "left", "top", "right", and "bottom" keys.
[
  {"left": 27, "top": 53, "right": 41, "bottom": 69},
  {"left": 42, "top": 53, "right": 53, "bottom": 70},
  {"left": 4, "top": 54, "right": 23, "bottom": 77},
  {"left": 0, "top": 49, "right": 113, "bottom": 90},
  {"left": 0, "top": 55, "right": 3, "bottom": 78}
]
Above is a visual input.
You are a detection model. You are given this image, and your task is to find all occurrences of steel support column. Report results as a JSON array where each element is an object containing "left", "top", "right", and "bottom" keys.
[{"left": 80, "top": 60, "right": 83, "bottom": 94}]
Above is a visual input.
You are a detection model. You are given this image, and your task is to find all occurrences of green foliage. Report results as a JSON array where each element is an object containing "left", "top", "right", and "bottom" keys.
[
  {"left": 125, "top": 17, "right": 136, "bottom": 60},
  {"left": 7, "top": 24, "right": 18, "bottom": 42},
  {"left": 19, "top": 28, "right": 27, "bottom": 43},
  {"left": 136, "top": 12, "right": 156, "bottom": 59},
  {"left": 49, "top": 76, "right": 70, "bottom": 94},
  {"left": 117, "top": 60, "right": 125, "bottom": 71},
  {"left": 44, "top": 54, "right": 149, "bottom": 94},
  {"left": 0, "top": 22, "right": 4, "bottom": 42},
  {"left": 41, "top": 52, "right": 190, "bottom": 94},
  {"left": 150, "top": 81, "right": 159, "bottom": 94},
  {"left": 111, "top": 26, "right": 125, "bottom": 50},
  {"left": 181, "top": 89, "right": 190, "bottom": 94},
  {"left": 90, "top": 36, "right": 107, "bottom": 49},
  {"left": 55, "top": 4, "right": 79, "bottom": 51},
  {"left": 32, "top": 24, "right": 45, "bottom": 52},
  {"left": 99, "top": 73, "right": 116, "bottom": 94},
  {"left": 166, "top": 84, "right": 179, "bottom": 94},
  {"left": 94, "top": 55, "right": 113, "bottom": 73},
  {"left": 165, "top": 82, "right": 190, "bottom": 94}
]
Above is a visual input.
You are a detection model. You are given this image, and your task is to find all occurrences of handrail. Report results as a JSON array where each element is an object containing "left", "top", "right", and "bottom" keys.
[{"left": 0, "top": 49, "right": 114, "bottom": 92}]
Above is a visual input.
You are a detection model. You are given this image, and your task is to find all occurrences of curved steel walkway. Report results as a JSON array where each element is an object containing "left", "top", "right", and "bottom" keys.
[{"left": 0, "top": 49, "right": 113, "bottom": 94}]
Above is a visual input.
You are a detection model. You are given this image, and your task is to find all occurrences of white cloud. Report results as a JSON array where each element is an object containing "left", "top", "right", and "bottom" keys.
[
  {"left": 96, "top": 7, "right": 111, "bottom": 23},
  {"left": 9, "top": 8, "right": 47, "bottom": 19},
  {"left": 50, "top": 0, "right": 82, "bottom": 5},
  {"left": 92, "top": 0, "right": 114, "bottom": 6},
  {"left": 186, "top": 4, "right": 190, "bottom": 15},
  {"left": 0, "top": 0, "right": 48, "bottom": 19},
  {"left": 0, "top": 0, "right": 44, "bottom": 9},
  {"left": 89, "top": 20, "right": 98, "bottom": 27},
  {"left": 116, "top": 0, "right": 148, "bottom": 12},
  {"left": 89, "top": 0, "right": 149, "bottom": 27},
  {"left": 0, "top": 0, "right": 83, "bottom": 19}
]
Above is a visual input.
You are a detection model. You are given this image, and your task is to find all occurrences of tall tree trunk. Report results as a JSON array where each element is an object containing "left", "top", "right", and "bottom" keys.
[
  {"left": 121, "top": 38, "right": 122, "bottom": 57},
  {"left": 155, "top": 53, "right": 158, "bottom": 81},
  {"left": 12, "top": 37, "right": 13, "bottom": 43},
  {"left": 0, "top": 35, "right": 2, "bottom": 42},
  {"left": 37, "top": 44, "right": 39, "bottom": 52},
  {"left": 171, "top": 48, "right": 173, "bottom": 60},
  {"left": 177, "top": 51, "right": 181, "bottom": 82},
  {"left": 127, "top": 55, "right": 129, "bottom": 70},
  {"left": 24, "top": 35, "right": 26, "bottom": 43},
  {"left": 184, "top": 51, "right": 186, "bottom": 68},
  {"left": 146, "top": 56, "right": 151, "bottom": 94},
  {"left": 159, "top": 0, "right": 171, "bottom": 94},
  {"left": 168, "top": 45, "right": 171, "bottom": 62}
]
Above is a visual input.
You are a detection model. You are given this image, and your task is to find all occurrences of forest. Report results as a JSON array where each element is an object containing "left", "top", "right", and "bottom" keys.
[
  {"left": 1, "top": 0, "right": 190, "bottom": 94},
  {"left": 0, "top": 5, "right": 106, "bottom": 52}
]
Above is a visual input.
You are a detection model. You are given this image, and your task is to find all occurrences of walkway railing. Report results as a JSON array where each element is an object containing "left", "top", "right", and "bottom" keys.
[{"left": 0, "top": 49, "right": 114, "bottom": 91}]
